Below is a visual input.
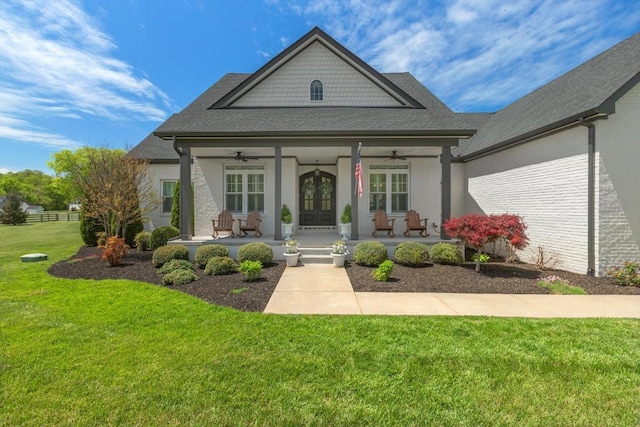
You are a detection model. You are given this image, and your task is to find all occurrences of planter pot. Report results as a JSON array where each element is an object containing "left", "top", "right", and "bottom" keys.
[
  {"left": 282, "top": 222, "right": 294, "bottom": 240},
  {"left": 283, "top": 252, "right": 299, "bottom": 267},
  {"left": 331, "top": 253, "right": 347, "bottom": 267},
  {"left": 338, "top": 223, "right": 351, "bottom": 240}
]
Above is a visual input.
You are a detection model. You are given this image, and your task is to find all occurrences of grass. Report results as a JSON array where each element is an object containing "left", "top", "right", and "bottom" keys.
[
  {"left": 539, "top": 275, "right": 588, "bottom": 295},
  {"left": 1, "top": 222, "right": 640, "bottom": 426}
]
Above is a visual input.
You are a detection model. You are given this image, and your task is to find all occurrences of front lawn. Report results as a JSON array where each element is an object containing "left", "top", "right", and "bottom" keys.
[{"left": 1, "top": 222, "right": 639, "bottom": 426}]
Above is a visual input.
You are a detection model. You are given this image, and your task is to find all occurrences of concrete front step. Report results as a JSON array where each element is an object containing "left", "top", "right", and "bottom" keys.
[{"left": 298, "top": 246, "right": 341, "bottom": 264}]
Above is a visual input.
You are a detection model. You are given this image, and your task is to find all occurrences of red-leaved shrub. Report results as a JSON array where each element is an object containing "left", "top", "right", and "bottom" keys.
[
  {"left": 101, "top": 236, "right": 130, "bottom": 267},
  {"left": 444, "top": 214, "right": 528, "bottom": 272}
]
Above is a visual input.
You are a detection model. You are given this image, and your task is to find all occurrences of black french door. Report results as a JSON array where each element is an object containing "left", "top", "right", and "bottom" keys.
[{"left": 299, "top": 171, "right": 336, "bottom": 226}]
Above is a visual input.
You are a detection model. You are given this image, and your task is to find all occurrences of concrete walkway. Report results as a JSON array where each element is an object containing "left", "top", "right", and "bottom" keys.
[{"left": 264, "top": 264, "right": 640, "bottom": 318}]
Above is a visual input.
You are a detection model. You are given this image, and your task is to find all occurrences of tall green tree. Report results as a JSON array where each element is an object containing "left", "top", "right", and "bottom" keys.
[
  {"left": 0, "top": 170, "right": 66, "bottom": 210},
  {"left": 0, "top": 192, "right": 28, "bottom": 225},
  {"left": 169, "top": 180, "right": 194, "bottom": 234}
]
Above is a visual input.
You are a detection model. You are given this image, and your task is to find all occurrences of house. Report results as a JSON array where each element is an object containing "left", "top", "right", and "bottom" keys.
[
  {"left": 130, "top": 28, "right": 640, "bottom": 276},
  {"left": 0, "top": 195, "right": 44, "bottom": 214}
]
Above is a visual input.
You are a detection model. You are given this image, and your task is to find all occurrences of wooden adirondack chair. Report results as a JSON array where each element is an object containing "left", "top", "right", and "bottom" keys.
[
  {"left": 238, "top": 211, "right": 263, "bottom": 237},
  {"left": 372, "top": 210, "right": 396, "bottom": 237},
  {"left": 212, "top": 210, "right": 235, "bottom": 238},
  {"left": 403, "top": 210, "right": 429, "bottom": 237}
]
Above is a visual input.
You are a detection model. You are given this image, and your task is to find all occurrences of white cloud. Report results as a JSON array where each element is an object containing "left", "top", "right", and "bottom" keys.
[
  {"left": 0, "top": 114, "right": 82, "bottom": 150},
  {"left": 274, "top": 0, "right": 640, "bottom": 111},
  {"left": 0, "top": 0, "right": 171, "bottom": 148}
]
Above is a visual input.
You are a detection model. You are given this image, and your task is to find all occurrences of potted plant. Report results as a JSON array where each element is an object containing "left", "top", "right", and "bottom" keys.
[
  {"left": 283, "top": 239, "right": 299, "bottom": 267},
  {"left": 331, "top": 240, "right": 349, "bottom": 267},
  {"left": 281, "top": 203, "right": 294, "bottom": 240},
  {"left": 338, "top": 204, "right": 351, "bottom": 240}
]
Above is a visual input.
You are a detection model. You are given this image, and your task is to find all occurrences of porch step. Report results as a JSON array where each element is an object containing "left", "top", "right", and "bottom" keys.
[{"left": 298, "top": 246, "right": 337, "bottom": 264}]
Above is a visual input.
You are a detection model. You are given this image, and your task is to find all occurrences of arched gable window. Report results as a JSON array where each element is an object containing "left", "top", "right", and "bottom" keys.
[{"left": 310, "top": 80, "right": 323, "bottom": 101}]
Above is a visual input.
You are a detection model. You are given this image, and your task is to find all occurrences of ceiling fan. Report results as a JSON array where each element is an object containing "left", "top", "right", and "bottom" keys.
[
  {"left": 234, "top": 151, "right": 259, "bottom": 162},
  {"left": 386, "top": 151, "right": 407, "bottom": 161}
]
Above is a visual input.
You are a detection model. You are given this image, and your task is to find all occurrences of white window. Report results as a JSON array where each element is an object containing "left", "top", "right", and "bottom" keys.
[
  {"left": 310, "top": 79, "right": 323, "bottom": 101},
  {"left": 224, "top": 165, "right": 265, "bottom": 213},
  {"left": 161, "top": 180, "right": 177, "bottom": 214},
  {"left": 368, "top": 165, "right": 409, "bottom": 213}
]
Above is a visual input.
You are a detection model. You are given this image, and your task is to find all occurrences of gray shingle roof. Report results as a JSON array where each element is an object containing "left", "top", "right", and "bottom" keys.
[
  {"left": 456, "top": 32, "right": 640, "bottom": 159},
  {"left": 129, "top": 132, "right": 178, "bottom": 161},
  {"left": 152, "top": 72, "right": 474, "bottom": 137}
]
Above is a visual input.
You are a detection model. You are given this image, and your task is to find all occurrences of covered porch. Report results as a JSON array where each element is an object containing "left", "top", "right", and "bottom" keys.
[{"left": 171, "top": 136, "right": 459, "bottom": 243}]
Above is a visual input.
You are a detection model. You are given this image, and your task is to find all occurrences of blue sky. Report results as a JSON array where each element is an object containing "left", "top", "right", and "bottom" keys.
[{"left": 1, "top": 0, "right": 639, "bottom": 174}]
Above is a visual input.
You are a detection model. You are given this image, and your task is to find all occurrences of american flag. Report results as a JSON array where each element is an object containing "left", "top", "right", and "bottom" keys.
[{"left": 355, "top": 142, "right": 363, "bottom": 198}]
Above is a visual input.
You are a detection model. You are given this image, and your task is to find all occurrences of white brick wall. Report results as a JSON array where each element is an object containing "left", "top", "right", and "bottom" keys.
[
  {"left": 595, "top": 83, "right": 640, "bottom": 274},
  {"left": 146, "top": 163, "right": 180, "bottom": 231},
  {"left": 233, "top": 41, "right": 402, "bottom": 107},
  {"left": 465, "top": 126, "right": 590, "bottom": 274}
]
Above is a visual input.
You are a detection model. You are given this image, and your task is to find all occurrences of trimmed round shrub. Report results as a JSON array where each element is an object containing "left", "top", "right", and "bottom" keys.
[
  {"left": 162, "top": 269, "right": 198, "bottom": 286},
  {"left": 394, "top": 242, "right": 429, "bottom": 266},
  {"left": 134, "top": 231, "right": 152, "bottom": 251},
  {"left": 430, "top": 243, "right": 463, "bottom": 265},
  {"left": 195, "top": 244, "right": 229, "bottom": 269},
  {"left": 353, "top": 241, "right": 388, "bottom": 267},
  {"left": 237, "top": 242, "right": 273, "bottom": 265},
  {"left": 150, "top": 226, "right": 180, "bottom": 250},
  {"left": 204, "top": 256, "right": 238, "bottom": 276},
  {"left": 152, "top": 244, "right": 190, "bottom": 268},
  {"left": 157, "top": 259, "right": 195, "bottom": 275}
]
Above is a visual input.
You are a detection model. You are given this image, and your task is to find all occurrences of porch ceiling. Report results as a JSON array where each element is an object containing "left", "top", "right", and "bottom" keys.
[{"left": 189, "top": 145, "right": 443, "bottom": 164}]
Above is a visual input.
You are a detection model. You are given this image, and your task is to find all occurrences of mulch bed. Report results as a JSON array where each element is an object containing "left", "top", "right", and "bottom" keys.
[{"left": 48, "top": 246, "right": 639, "bottom": 313}]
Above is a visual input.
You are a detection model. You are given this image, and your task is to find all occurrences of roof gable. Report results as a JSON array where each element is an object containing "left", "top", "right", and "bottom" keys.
[{"left": 213, "top": 27, "right": 424, "bottom": 109}]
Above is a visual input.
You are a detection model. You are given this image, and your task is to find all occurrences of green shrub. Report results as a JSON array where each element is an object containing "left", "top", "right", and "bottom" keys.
[
  {"left": 239, "top": 260, "right": 262, "bottom": 281},
  {"left": 394, "top": 242, "right": 429, "bottom": 266},
  {"left": 162, "top": 269, "right": 198, "bottom": 286},
  {"left": 195, "top": 244, "right": 229, "bottom": 269},
  {"left": 281, "top": 204, "right": 293, "bottom": 224},
  {"left": 204, "top": 256, "right": 238, "bottom": 276},
  {"left": 237, "top": 242, "right": 273, "bottom": 264},
  {"left": 157, "top": 259, "right": 195, "bottom": 275},
  {"left": 372, "top": 260, "right": 394, "bottom": 282},
  {"left": 340, "top": 204, "right": 352, "bottom": 223},
  {"left": 124, "top": 219, "right": 144, "bottom": 247},
  {"left": 606, "top": 261, "right": 640, "bottom": 287},
  {"left": 354, "top": 241, "right": 388, "bottom": 267},
  {"left": 134, "top": 231, "right": 152, "bottom": 251},
  {"left": 471, "top": 252, "right": 491, "bottom": 263},
  {"left": 150, "top": 226, "right": 180, "bottom": 250},
  {"left": 430, "top": 243, "right": 464, "bottom": 265},
  {"left": 79, "top": 211, "right": 102, "bottom": 246},
  {"left": 152, "top": 244, "right": 190, "bottom": 268}
]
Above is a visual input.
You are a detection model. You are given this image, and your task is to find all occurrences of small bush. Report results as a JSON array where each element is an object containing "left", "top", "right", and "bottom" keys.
[
  {"left": 237, "top": 242, "right": 273, "bottom": 264},
  {"left": 372, "top": 260, "right": 394, "bottom": 282},
  {"left": 471, "top": 252, "right": 491, "bottom": 263},
  {"left": 430, "top": 243, "right": 464, "bottom": 265},
  {"left": 96, "top": 232, "right": 107, "bottom": 247},
  {"left": 239, "top": 260, "right": 262, "bottom": 281},
  {"left": 606, "top": 261, "right": 640, "bottom": 287},
  {"left": 162, "top": 269, "right": 198, "bottom": 286},
  {"left": 394, "top": 242, "right": 429, "bottom": 266},
  {"left": 157, "top": 259, "right": 195, "bottom": 275},
  {"left": 204, "top": 256, "right": 238, "bottom": 276},
  {"left": 150, "top": 226, "right": 180, "bottom": 250},
  {"left": 101, "top": 236, "right": 129, "bottom": 267},
  {"left": 195, "top": 244, "right": 229, "bottom": 269},
  {"left": 134, "top": 231, "right": 152, "bottom": 251},
  {"left": 152, "top": 244, "right": 190, "bottom": 268},
  {"left": 354, "top": 241, "right": 388, "bottom": 267}
]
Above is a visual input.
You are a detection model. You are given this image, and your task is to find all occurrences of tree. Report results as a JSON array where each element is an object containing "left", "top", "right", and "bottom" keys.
[
  {"left": 59, "top": 147, "right": 159, "bottom": 240},
  {"left": 444, "top": 213, "right": 528, "bottom": 272},
  {"left": 169, "top": 180, "right": 194, "bottom": 233},
  {"left": 0, "top": 170, "right": 67, "bottom": 211},
  {"left": 0, "top": 192, "right": 29, "bottom": 225}
]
